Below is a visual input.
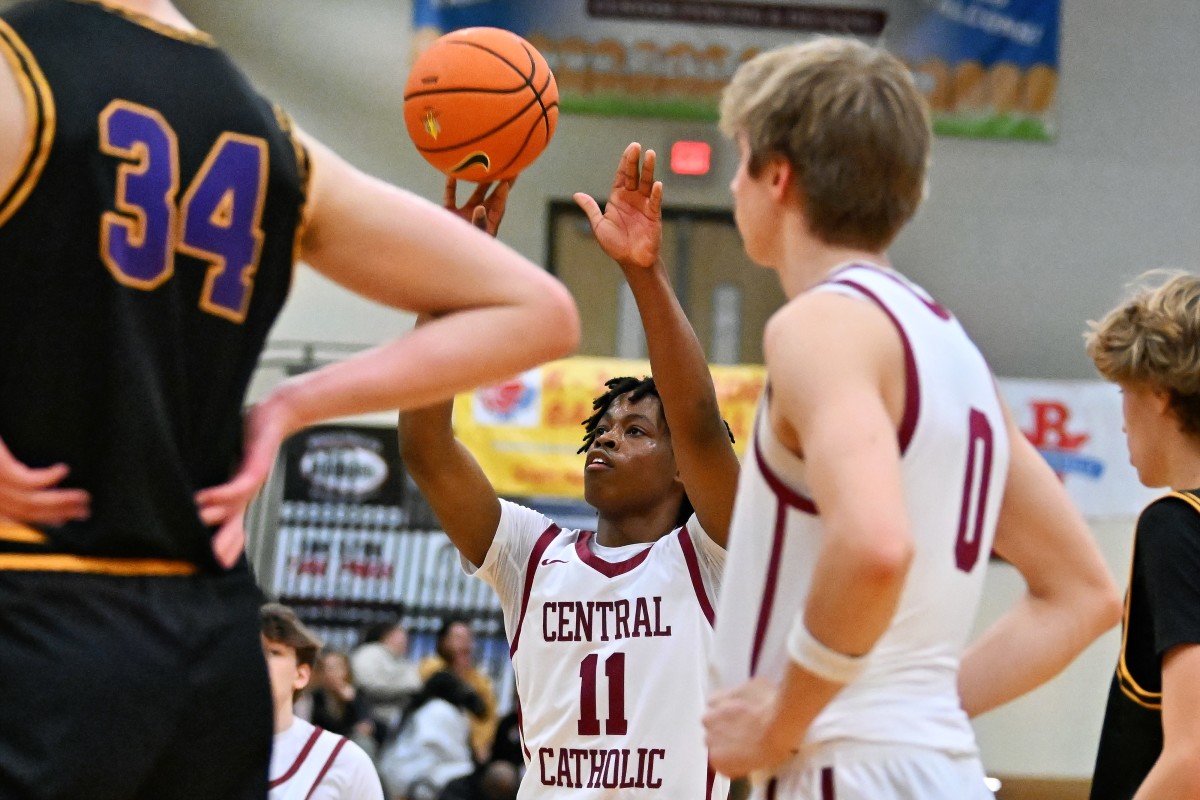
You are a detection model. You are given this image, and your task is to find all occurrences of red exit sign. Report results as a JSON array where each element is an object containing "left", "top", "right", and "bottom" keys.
[{"left": 670, "top": 140, "right": 712, "bottom": 176}]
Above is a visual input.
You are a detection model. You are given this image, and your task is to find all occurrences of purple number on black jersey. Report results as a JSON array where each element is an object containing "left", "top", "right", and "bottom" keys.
[{"left": 99, "top": 101, "right": 267, "bottom": 323}]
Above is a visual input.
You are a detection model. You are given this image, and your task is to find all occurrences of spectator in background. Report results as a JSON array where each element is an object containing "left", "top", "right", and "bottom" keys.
[
  {"left": 378, "top": 670, "right": 481, "bottom": 800},
  {"left": 487, "top": 704, "right": 522, "bottom": 776},
  {"left": 351, "top": 619, "right": 423, "bottom": 742},
  {"left": 311, "top": 650, "right": 378, "bottom": 761},
  {"left": 262, "top": 603, "right": 384, "bottom": 800},
  {"left": 437, "top": 702, "right": 522, "bottom": 800},
  {"left": 418, "top": 618, "right": 498, "bottom": 762}
]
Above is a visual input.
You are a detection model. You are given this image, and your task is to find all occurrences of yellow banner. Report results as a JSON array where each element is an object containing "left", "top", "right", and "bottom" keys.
[{"left": 454, "top": 356, "right": 765, "bottom": 499}]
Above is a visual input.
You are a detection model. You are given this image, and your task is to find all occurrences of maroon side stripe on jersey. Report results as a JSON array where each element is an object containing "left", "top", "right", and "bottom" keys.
[
  {"left": 831, "top": 279, "right": 920, "bottom": 454},
  {"left": 677, "top": 526, "right": 715, "bottom": 626},
  {"left": 509, "top": 524, "right": 564, "bottom": 658},
  {"left": 268, "top": 726, "right": 324, "bottom": 788},
  {"left": 303, "top": 737, "right": 349, "bottom": 800},
  {"left": 766, "top": 777, "right": 778, "bottom": 800},
  {"left": 705, "top": 765, "right": 716, "bottom": 800},
  {"left": 750, "top": 501, "right": 789, "bottom": 675},
  {"left": 575, "top": 530, "right": 654, "bottom": 577},
  {"left": 821, "top": 766, "right": 836, "bottom": 799},
  {"left": 517, "top": 696, "right": 531, "bottom": 761},
  {"left": 752, "top": 433, "right": 818, "bottom": 515}
]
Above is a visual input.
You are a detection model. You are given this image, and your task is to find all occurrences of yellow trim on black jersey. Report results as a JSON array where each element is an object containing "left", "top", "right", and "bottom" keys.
[
  {"left": 0, "top": 552, "right": 197, "bottom": 576},
  {"left": 1168, "top": 489, "right": 1200, "bottom": 515},
  {"left": 71, "top": 0, "right": 216, "bottom": 47},
  {"left": 1117, "top": 573, "right": 1161, "bottom": 709},
  {"left": 0, "top": 522, "right": 48, "bottom": 545},
  {"left": 0, "top": 18, "right": 55, "bottom": 229},
  {"left": 1115, "top": 490, "right": 1200, "bottom": 709},
  {"left": 274, "top": 105, "right": 313, "bottom": 269}
]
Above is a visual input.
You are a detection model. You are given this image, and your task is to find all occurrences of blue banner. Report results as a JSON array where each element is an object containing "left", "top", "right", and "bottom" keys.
[{"left": 411, "top": 0, "right": 1060, "bottom": 140}]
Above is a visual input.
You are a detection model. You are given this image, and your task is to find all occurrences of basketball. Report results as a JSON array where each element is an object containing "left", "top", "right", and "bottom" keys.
[{"left": 403, "top": 27, "right": 559, "bottom": 182}]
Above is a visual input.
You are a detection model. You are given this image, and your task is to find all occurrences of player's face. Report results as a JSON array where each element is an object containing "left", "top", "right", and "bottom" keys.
[
  {"left": 1120, "top": 382, "right": 1172, "bottom": 487},
  {"left": 262, "top": 635, "right": 310, "bottom": 721},
  {"left": 583, "top": 393, "right": 680, "bottom": 514},
  {"left": 383, "top": 625, "right": 409, "bottom": 656},
  {"left": 319, "top": 654, "right": 348, "bottom": 687}
]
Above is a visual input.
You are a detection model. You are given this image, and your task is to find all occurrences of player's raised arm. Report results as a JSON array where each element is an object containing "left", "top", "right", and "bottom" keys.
[
  {"left": 294, "top": 132, "right": 578, "bottom": 412},
  {"left": 574, "top": 143, "right": 740, "bottom": 545},
  {"left": 396, "top": 180, "right": 519, "bottom": 568},
  {"left": 957, "top": 401, "right": 1120, "bottom": 717}
]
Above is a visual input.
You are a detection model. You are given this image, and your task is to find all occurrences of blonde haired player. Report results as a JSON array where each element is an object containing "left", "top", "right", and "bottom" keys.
[
  {"left": 703, "top": 37, "right": 1121, "bottom": 798},
  {"left": 1085, "top": 272, "right": 1200, "bottom": 800},
  {"left": 0, "top": 0, "right": 576, "bottom": 796}
]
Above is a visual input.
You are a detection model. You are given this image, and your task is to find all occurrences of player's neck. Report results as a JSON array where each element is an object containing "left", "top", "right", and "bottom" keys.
[
  {"left": 776, "top": 227, "right": 889, "bottom": 298},
  {"left": 110, "top": 0, "right": 198, "bottom": 32},
  {"left": 595, "top": 508, "right": 678, "bottom": 547},
  {"left": 274, "top": 705, "right": 295, "bottom": 735},
  {"left": 1164, "top": 435, "right": 1200, "bottom": 491}
]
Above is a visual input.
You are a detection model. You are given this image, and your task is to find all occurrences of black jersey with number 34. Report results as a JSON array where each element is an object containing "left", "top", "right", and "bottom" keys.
[{"left": 0, "top": 0, "right": 309, "bottom": 567}]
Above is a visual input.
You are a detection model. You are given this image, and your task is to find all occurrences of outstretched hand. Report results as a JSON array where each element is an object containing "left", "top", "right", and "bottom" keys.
[
  {"left": 573, "top": 142, "right": 663, "bottom": 271},
  {"left": 194, "top": 397, "right": 298, "bottom": 568},
  {"left": 0, "top": 436, "right": 91, "bottom": 526},
  {"left": 444, "top": 177, "right": 514, "bottom": 237}
]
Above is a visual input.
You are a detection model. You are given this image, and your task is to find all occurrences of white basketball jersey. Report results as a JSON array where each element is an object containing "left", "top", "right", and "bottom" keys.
[
  {"left": 269, "top": 718, "right": 384, "bottom": 800},
  {"left": 713, "top": 264, "right": 1010, "bottom": 771},
  {"left": 471, "top": 499, "right": 728, "bottom": 799}
]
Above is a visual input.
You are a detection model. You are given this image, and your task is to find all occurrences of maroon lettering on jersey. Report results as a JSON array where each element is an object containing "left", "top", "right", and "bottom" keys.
[
  {"left": 541, "top": 597, "right": 673, "bottom": 643},
  {"left": 537, "top": 746, "right": 668, "bottom": 790}
]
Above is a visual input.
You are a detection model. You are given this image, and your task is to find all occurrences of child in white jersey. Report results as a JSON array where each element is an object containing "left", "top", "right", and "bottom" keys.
[
  {"left": 262, "top": 603, "right": 384, "bottom": 800},
  {"left": 702, "top": 37, "right": 1122, "bottom": 800},
  {"left": 399, "top": 145, "right": 741, "bottom": 799}
]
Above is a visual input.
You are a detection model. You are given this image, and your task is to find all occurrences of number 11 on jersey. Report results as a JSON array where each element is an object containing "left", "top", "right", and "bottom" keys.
[{"left": 578, "top": 653, "right": 628, "bottom": 736}]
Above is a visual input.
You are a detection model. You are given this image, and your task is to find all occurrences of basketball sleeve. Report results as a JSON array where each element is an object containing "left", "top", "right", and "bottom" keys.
[
  {"left": 270, "top": 103, "right": 313, "bottom": 244},
  {"left": 462, "top": 499, "right": 555, "bottom": 635},
  {"left": 684, "top": 512, "right": 727, "bottom": 601},
  {"left": 1138, "top": 498, "right": 1200, "bottom": 656}
]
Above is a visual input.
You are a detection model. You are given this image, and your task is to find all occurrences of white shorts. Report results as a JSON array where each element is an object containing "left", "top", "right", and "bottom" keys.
[{"left": 751, "top": 742, "right": 996, "bottom": 800}]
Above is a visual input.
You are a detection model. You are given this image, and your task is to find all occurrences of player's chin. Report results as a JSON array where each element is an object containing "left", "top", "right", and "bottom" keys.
[{"left": 582, "top": 473, "right": 618, "bottom": 507}]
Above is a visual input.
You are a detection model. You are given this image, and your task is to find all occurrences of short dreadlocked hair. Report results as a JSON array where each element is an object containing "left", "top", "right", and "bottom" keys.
[
  {"left": 578, "top": 376, "right": 734, "bottom": 530},
  {"left": 578, "top": 376, "right": 661, "bottom": 455}
]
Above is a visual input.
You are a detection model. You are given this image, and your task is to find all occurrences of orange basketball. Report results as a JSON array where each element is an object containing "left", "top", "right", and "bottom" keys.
[{"left": 403, "top": 27, "right": 559, "bottom": 182}]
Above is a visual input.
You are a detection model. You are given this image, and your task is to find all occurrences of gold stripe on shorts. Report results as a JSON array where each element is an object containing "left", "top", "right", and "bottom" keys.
[
  {"left": 0, "top": 521, "right": 49, "bottom": 544},
  {"left": 0, "top": 552, "right": 197, "bottom": 576}
]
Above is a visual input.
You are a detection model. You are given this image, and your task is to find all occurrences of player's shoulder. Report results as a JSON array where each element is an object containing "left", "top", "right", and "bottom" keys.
[
  {"left": 498, "top": 497, "right": 581, "bottom": 536},
  {"left": 768, "top": 284, "right": 892, "bottom": 344},
  {"left": 1139, "top": 492, "right": 1200, "bottom": 543},
  {"left": 336, "top": 735, "right": 375, "bottom": 770},
  {"left": 1142, "top": 491, "right": 1200, "bottom": 522},
  {"left": 763, "top": 290, "right": 898, "bottom": 386},
  {"left": 330, "top": 736, "right": 385, "bottom": 799}
]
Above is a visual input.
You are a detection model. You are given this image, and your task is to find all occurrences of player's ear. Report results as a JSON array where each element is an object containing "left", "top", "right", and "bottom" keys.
[
  {"left": 294, "top": 663, "right": 312, "bottom": 693},
  {"left": 767, "top": 156, "right": 793, "bottom": 202},
  {"left": 1152, "top": 386, "right": 1172, "bottom": 416}
]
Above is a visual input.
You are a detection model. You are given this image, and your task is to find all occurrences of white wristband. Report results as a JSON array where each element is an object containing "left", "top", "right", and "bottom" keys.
[{"left": 786, "top": 620, "right": 868, "bottom": 685}]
